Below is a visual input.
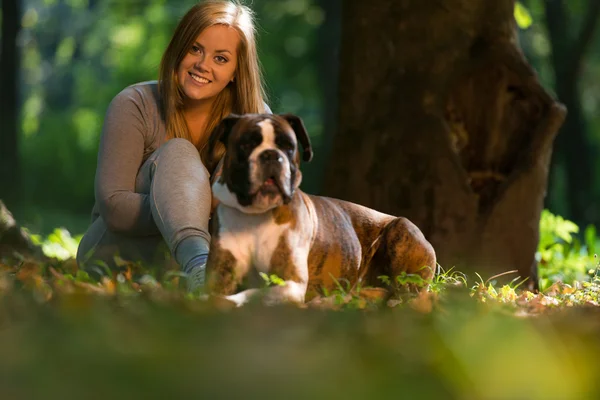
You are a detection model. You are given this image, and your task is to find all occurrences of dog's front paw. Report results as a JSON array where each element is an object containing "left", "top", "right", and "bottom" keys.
[
  {"left": 222, "top": 288, "right": 262, "bottom": 307},
  {"left": 207, "top": 294, "right": 240, "bottom": 310}
]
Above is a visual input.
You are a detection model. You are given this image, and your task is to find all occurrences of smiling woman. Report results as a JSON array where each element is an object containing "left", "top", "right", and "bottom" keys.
[
  {"left": 76, "top": 0, "right": 270, "bottom": 292},
  {"left": 177, "top": 26, "right": 239, "bottom": 111}
]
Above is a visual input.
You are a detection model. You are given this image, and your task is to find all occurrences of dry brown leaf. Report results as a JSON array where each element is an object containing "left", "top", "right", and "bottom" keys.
[{"left": 410, "top": 291, "right": 436, "bottom": 313}]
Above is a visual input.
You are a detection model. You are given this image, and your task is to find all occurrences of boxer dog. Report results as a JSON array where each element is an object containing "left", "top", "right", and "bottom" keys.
[{"left": 205, "top": 113, "right": 436, "bottom": 306}]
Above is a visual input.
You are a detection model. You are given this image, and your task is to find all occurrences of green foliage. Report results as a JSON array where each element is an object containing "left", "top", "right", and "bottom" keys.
[
  {"left": 5, "top": 208, "right": 600, "bottom": 398},
  {"left": 537, "top": 209, "right": 598, "bottom": 291},
  {"left": 259, "top": 272, "right": 286, "bottom": 287},
  {"left": 4, "top": 244, "right": 600, "bottom": 400},
  {"left": 29, "top": 227, "right": 82, "bottom": 261},
  {"left": 514, "top": 2, "right": 533, "bottom": 29}
]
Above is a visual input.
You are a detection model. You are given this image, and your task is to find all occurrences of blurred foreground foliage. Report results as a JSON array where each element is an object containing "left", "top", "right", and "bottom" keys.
[
  {"left": 2, "top": 255, "right": 600, "bottom": 399},
  {"left": 1, "top": 209, "right": 600, "bottom": 399}
]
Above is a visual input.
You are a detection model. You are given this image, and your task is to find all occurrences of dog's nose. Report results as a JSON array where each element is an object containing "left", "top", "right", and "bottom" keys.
[{"left": 260, "top": 150, "right": 283, "bottom": 164}]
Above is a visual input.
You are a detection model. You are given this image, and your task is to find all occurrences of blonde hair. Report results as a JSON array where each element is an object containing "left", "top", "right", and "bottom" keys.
[{"left": 158, "top": 0, "right": 267, "bottom": 172}]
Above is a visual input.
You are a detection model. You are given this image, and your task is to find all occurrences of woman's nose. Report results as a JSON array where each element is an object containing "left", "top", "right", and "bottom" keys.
[{"left": 195, "top": 55, "right": 209, "bottom": 71}]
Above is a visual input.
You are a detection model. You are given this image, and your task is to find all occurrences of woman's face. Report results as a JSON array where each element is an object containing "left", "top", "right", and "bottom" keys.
[{"left": 177, "top": 24, "right": 240, "bottom": 107}]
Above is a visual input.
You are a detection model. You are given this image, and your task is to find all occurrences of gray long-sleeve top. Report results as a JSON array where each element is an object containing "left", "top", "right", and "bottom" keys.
[{"left": 91, "top": 81, "right": 171, "bottom": 236}]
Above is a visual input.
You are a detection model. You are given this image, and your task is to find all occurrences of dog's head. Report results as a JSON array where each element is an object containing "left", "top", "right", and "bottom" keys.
[{"left": 208, "top": 113, "right": 313, "bottom": 214}]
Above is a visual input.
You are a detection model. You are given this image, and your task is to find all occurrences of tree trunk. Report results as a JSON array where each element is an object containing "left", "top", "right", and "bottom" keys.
[
  {"left": 0, "top": 0, "right": 22, "bottom": 209},
  {"left": 312, "top": 0, "right": 342, "bottom": 191},
  {"left": 323, "top": 0, "right": 566, "bottom": 288},
  {"left": 544, "top": 0, "right": 600, "bottom": 228}
]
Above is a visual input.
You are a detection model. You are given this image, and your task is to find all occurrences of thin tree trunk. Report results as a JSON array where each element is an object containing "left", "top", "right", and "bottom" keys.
[
  {"left": 323, "top": 0, "right": 566, "bottom": 288},
  {"left": 0, "top": 0, "right": 22, "bottom": 208},
  {"left": 313, "top": 0, "right": 342, "bottom": 192},
  {"left": 544, "top": 0, "right": 600, "bottom": 227}
]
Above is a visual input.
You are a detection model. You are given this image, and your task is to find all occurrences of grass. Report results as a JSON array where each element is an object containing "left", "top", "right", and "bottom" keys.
[
  {"left": 2, "top": 207, "right": 600, "bottom": 399},
  {"left": 2, "top": 255, "right": 600, "bottom": 400}
]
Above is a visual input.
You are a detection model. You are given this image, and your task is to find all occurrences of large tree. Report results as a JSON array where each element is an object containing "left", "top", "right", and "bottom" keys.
[
  {"left": 0, "top": 0, "right": 22, "bottom": 209},
  {"left": 323, "top": 0, "right": 566, "bottom": 288}
]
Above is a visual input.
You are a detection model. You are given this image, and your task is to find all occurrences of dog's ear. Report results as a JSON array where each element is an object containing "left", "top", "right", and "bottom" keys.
[
  {"left": 205, "top": 113, "right": 241, "bottom": 172},
  {"left": 279, "top": 113, "right": 313, "bottom": 162},
  {"left": 214, "top": 113, "right": 242, "bottom": 146}
]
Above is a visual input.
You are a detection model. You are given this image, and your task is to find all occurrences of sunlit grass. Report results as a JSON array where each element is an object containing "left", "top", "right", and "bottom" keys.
[
  {"left": 2, "top": 206, "right": 600, "bottom": 398},
  {"left": 2, "top": 254, "right": 600, "bottom": 399}
]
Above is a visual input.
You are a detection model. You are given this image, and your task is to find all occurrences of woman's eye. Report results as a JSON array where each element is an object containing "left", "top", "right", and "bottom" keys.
[
  {"left": 215, "top": 55, "right": 228, "bottom": 63},
  {"left": 190, "top": 45, "right": 202, "bottom": 54}
]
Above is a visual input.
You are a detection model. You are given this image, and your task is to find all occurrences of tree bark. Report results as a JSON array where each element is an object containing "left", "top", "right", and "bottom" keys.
[
  {"left": 0, "top": 0, "right": 22, "bottom": 209},
  {"left": 323, "top": 0, "right": 566, "bottom": 288},
  {"left": 0, "top": 201, "right": 44, "bottom": 262}
]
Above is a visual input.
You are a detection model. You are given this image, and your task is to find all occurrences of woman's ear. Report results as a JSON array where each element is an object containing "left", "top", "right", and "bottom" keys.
[{"left": 279, "top": 113, "right": 313, "bottom": 162}]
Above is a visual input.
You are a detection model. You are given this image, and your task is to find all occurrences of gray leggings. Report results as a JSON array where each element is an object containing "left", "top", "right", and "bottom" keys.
[{"left": 76, "top": 139, "right": 212, "bottom": 272}]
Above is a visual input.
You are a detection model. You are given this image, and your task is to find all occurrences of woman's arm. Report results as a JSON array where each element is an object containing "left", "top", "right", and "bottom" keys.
[{"left": 94, "top": 87, "right": 159, "bottom": 235}]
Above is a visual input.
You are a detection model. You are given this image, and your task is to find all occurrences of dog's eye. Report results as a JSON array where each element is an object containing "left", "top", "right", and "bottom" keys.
[
  {"left": 240, "top": 142, "right": 255, "bottom": 153},
  {"left": 275, "top": 135, "right": 295, "bottom": 155},
  {"left": 278, "top": 142, "right": 294, "bottom": 154}
]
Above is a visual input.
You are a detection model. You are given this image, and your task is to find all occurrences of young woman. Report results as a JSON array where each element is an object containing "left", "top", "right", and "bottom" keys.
[{"left": 76, "top": 0, "right": 270, "bottom": 291}]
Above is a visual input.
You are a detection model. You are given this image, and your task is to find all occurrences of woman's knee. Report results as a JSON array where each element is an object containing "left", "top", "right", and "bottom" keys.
[
  {"left": 154, "top": 138, "right": 210, "bottom": 178},
  {"left": 158, "top": 138, "right": 199, "bottom": 161}
]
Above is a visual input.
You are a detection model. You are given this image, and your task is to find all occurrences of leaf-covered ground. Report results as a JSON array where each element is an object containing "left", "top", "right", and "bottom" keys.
[{"left": 2, "top": 254, "right": 600, "bottom": 400}]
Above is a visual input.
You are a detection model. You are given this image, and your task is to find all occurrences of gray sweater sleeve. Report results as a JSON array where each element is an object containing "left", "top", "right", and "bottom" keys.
[{"left": 94, "top": 87, "right": 159, "bottom": 235}]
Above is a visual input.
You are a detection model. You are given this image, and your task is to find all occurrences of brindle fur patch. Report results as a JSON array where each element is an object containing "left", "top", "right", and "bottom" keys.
[
  {"left": 272, "top": 204, "right": 296, "bottom": 227},
  {"left": 206, "top": 209, "right": 241, "bottom": 295},
  {"left": 206, "top": 242, "right": 240, "bottom": 296},
  {"left": 269, "top": 234, "right": 302, "bottom": 283}
]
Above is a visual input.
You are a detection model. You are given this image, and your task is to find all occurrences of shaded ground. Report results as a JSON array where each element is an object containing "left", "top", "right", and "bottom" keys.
[{"left": 1, "top": 256, "right": 599, "bottom": 400}]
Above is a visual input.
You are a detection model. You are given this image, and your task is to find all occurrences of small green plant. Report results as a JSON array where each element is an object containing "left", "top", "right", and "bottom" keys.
[
  {"left": 377, "top": 267, "right": 435, "bottom": 292},
  {"left": 259, "top": 272, "right": 286, "bottom": 287},
  {"left": 470, "top": 271, "right": 528, "bottom": 304},
  {"left": 537, "top": 209, "right": 598, "bottom": 291},
  {"left": 430, "top": 266, "right": 468, "bottom": 293},
  {"left": 28, "top": 227, "right": 82, "bottom": 261}
]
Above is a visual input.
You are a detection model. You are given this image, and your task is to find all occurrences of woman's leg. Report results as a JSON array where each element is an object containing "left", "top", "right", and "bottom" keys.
[
  {"left": 138, "top": 138, "right": 213, "bottom": 290},
  {"left": 76, "top": 217, "right": 173, "bottom": 275},
  {"left": 78, "top": 138, "right": 213, "bottom": 290}
]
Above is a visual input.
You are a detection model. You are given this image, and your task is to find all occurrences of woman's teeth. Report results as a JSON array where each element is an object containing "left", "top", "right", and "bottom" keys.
[{"left": 190, "top": 73, "right": 209, "bottom": 84}]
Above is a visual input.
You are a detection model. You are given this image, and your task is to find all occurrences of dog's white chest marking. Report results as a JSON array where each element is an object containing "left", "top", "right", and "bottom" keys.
[{"left": 216, "top": 206, "right": 290, "bottom": 275}]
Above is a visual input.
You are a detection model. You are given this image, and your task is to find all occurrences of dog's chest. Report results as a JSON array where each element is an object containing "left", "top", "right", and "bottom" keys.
[{"left": 216, "top": 206, "right": 290, "bottom": 273}]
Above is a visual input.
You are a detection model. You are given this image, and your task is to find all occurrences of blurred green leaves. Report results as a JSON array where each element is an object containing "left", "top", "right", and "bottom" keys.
[
  {"left": 29, "top": 227, "right": 82, "bottom": 261},
  {"left": 514, "top": 1, "right": 533, "bottom": 29},
  {"left": 54, "top": 36, "right": 76, "bottom": 66},
  {"left": 21, "top": 7, "right": 39, "bottom": 28},
  {"left": 537, "top": 209, "right": 598, "bottom": 291}
]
